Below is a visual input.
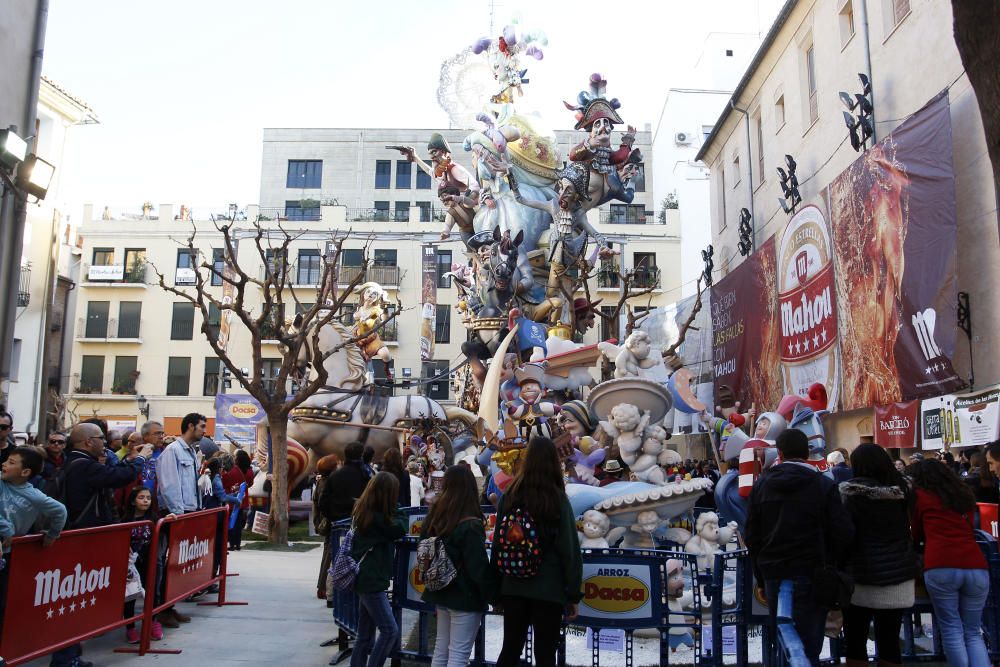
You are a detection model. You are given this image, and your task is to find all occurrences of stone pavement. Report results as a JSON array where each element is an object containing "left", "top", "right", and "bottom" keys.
[{"left": 25, "top": 545, "right": 336, "bottom": 666}]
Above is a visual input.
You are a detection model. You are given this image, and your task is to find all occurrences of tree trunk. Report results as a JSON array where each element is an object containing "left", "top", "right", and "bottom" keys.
[
  {"left": 267, "top": 413, "right": 290, "bottom": 545},
  {"left": 952, "top": 1, "right": 1000, "bottom": 238}
]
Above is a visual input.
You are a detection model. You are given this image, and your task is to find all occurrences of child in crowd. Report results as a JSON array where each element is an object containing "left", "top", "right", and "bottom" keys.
[
  {"left": 201, "top": 457, "right": 239, "bottom": 590},
  {"left": 0, "top": 446, "right": 68, "bottom": 632},
  {"left": 350, "top": 472, "right": 407, "bottom": 667},
  {"left": 121, "top": 486, "right": 165, "bottom": 643}
]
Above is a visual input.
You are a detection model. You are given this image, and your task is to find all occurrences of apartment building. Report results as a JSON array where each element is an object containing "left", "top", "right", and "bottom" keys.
[{"left": 698, "top": 0, "right": 998, "bottom": 444}]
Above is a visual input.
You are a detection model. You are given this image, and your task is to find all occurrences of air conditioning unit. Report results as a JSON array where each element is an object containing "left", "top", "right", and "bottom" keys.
[{"left": 674, "top": 131, "right": 692, "bottom": 145}]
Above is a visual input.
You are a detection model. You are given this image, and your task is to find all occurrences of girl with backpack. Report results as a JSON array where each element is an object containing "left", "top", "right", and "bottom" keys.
[
  {"left": 349, "top": 471, "right": 407, "bottom": 667},
  {"left": 419, "top": 465, "right": 496, "bottom": 667},
  {"left": 493, "top": 437, "right": 582, "bottom": 667}
]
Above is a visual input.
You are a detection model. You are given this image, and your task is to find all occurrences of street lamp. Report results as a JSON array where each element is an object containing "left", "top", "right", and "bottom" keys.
[
  {"left": 136, "top": 394, "right": 150, "bottom": 419},
  {"left": 17, "top": 154, "right": 55, "bottom": 200},
  {"left": 0, "top": 128, "right": 27, "bottom": 169},
  {"left": 839, "top": 73, "right": 874, "bottom": 152}
]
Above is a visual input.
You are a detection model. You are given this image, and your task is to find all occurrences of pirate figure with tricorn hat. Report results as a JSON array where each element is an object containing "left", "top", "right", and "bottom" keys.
[
  {"left": 390, "top": 133, "right": 480, "bottom": 248},
  {"left": 564, "top": 73, "right": 643, "bottom": 207}
]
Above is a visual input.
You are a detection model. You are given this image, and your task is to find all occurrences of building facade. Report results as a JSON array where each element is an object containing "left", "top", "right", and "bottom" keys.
[{"left": 698, "top": 0, "right": 999, "bottom": 444}]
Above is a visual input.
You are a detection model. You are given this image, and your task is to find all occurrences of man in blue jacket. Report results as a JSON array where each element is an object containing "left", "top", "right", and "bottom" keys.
[{"left": 64, "top": 422, "right": 150, "bottom": 529}]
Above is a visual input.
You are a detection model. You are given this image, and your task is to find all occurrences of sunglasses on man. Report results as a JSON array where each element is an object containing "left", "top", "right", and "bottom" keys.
[
  {"left": 0, "top": 424, "right": 10, "bottom": 431},
  {"left": 49, "top": 438, "right": 66, "bottom": 445}
]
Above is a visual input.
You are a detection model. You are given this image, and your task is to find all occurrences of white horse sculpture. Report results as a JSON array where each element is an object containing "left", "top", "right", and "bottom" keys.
[{"left": 287, "top": 320, "right": 479, "bottom": 464}]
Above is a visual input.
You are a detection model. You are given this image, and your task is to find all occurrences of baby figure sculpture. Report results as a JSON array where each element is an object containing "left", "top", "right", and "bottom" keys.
[
  {"left": 599, "top": 403, "right": 649, "bottom": 478},
  {"left": 683, "top": 511, "right": 738, "bottom": 572},
  {"left": 578, "top": 509, "right": 625, "bottom": 549}
]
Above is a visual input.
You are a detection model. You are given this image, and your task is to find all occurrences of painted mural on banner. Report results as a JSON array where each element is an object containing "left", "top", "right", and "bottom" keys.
[
  {"left": 777, "top": 205, "right": 841, "bottom": 407},
  {"left": 0, "top": 525, "right": 132, "bottom": 661},
  {"left": 828, "top": 91, "right": 963, "bottom": 410},
  {"left": 641, "top": 292, "right": 713, "bottom": 434},
  {"left": 214, "top": 394, "right": 265, "bottom": 450},
  {"left": 710, "top": 237, "right": 782, "bottom": 413},
  {"left": 921, "top": 386, "right": 1000, "bottom": 450},
  {"left": 873, "top": 400, "right": 919, "bottom": 448},
  {"left": 419, "top": 244, "right": 437, "bottom": 361}
]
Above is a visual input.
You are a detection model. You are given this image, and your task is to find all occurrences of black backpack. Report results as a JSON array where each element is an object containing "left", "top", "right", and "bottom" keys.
[{"left": 45, "top": 458, "right": 99, "bottom": 528}]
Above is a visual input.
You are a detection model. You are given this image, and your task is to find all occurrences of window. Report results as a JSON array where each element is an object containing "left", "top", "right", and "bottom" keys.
[
  {"left": 435, "top": 304, "right": 451, "bottom": 343},
  {"left": 732, "top": 152, "right": 741, "bottom": 187},
  {"left": 394, "top": 201, "right": 409, "bottom": 222},
  {"left": 211, "top": 248, "right": 225, "bottom": 286},
  {"left": 702, "top": 125, "right": 714, "bottom": 143},
  {"left": 396, "top": 160, "right": 412, "bottom": 189},
  {"left": 206, "top": 303, "right": 221, "bottom": 340},
  {"left": 203, "top": 357, "right": 220, "bottom": 396},
  {"left": 725, "top": 49, "right": 734, "bottom": 57},
  {"left": 341, "top": 248, "right": 364, "bottom": 268},
  {"left": 92, "top": 248, "right": 114, "bottom": 266},
  {"left": 423, "top": 360, "right": 450, "bottom": 401},
  {"left": 118, "top": 302, "right": 142, "bottom": 338},
  {"left": 416, "top": 201, "right": 431, "bottom": 222},
  {"left": 632, "top": 252, "right": 658, "bottom": 289},
  {"left": 609, "top": 204, "right": 646, "bottom": 224},
  {"left": 754, "top": 111, "right": 765, "bottom": 183},
  {"left": 374, "top": 201, "right": 390, "bottom": 221},
  {"left": 85, "top": 301, "right": 109, "bottom": 338},
  {"left": 112, "top": 356, "right": 138, "bottom": 394},
  {"left": 265, "top": 248, "right": 287, "bottom": 279},
  {"left": 171, "top": 302, "right": 195, "bottom": 340},
  {"left": 261, "top": 358, "right": 282, "bottom": 396},
  {"left": 839, "top": 0, "right": 856, "bottom": 46},
  {"left": 633, "top": 252, "right": 657, "bottom": 271},
  {"left": 80, "top": 355, "right": 104, "bottom": 393},
  {"left": 632, "top": 163, "right": 646, "bottom": 192},
  {"left": 805, "top": 44, "right": 818, "bottom": 124},
  {"left": 285, "top": 199, "right": 320, "bottom": 221},
  {"left": 123, "top": 248, "right": 145, "bottom": 282},
  {"left": 719, "top": 167, "right": 728, "bottom": 231},
  {"left": 261, "top": 305, "right": 285, "bottom": 340},
  {"left": 340, "top": 303, "right": 358, "bottom": 326},
  {"left": 166, "top": 357, "right": 191, "bottom": 396},
  {"left": 295, "top": 302, "right": 315, "bottom": 316},
  {"left": 175, "top": 249, "right": 196, "bottom": 285},
  {"left": 373, "top": 249, "right": 397, "bottom": 266},
  {"left": 416, "top": 170, "right": 432, "bottom": 189},
  {"left": 886, "top": 0, "right": 910, "bottom": 30},
  {"left": 774, "top": 94, "right": 786, "bottom": 130},
  {"left": 286, "top": 160, "right": 322, "bottom": 189},
  {"left": 374, "top": 160, "right": 391, "bottom": 189},
  {"left": 599, "top": 306, "right": 618, "bottom": 345},
  {"left": 297, "top": 249, "right": 322, "bottom": 285},
  {"left": 436, "top": 250, "right": 452, "bottom": 288}
]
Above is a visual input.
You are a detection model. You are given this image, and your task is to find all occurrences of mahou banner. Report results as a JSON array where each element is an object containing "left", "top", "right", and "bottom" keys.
[
  {"left": 873, "top": 400, "right": 919, "bottom": 448},
  {"left": 828, "top": 91, "right": 963, "bottom": 409},
  {"left": 0, "top": 524, "right": 134, "bottom": 662},
  {"left": 777, "top": 205, "right": 841, "bottom": 406},
  {"left": 711, "top": 236, "right": 782, "bottom": 412},
  {"left": 165, "top": 510, "right": 218, "bottom": 602}
]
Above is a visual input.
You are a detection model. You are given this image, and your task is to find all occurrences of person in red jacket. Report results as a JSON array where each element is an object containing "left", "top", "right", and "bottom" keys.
[
  {"left": 909, "top": 459, "right": 989, "bottom": 667},
  {"left": 222, "top": 449, "right": 255, "bottom": 550}
]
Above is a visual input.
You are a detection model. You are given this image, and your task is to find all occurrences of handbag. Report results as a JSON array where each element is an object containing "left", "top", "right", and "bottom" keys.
[
  {"left": 124, "top": 552, "right": 145, "bottom": 601},
  {"left": 330, "top": 528, "right": 373, "bottom": 591}
]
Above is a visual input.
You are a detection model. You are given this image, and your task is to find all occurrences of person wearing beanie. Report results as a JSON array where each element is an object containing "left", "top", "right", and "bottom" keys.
[{"left": 827, "top": 450, "right": 853, "bottom": 484}]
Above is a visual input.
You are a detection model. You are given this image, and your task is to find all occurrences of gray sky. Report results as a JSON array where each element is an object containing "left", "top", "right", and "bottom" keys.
[{"left": 43, "top": 0, "right": 781, "bottom": 214}]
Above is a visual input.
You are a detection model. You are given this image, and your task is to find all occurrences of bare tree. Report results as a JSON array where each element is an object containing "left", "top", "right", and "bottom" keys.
[
  {"left": 951, "top": 2, "right": 1000, "bottom": 238},
  {"left": 152, "top": 218, "right": 393, "bottom": 544}
]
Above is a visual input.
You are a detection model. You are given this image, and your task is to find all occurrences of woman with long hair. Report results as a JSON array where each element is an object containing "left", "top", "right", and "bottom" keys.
[
  {"left": 349, "top": 472, "right": 406, "bottom": 667},
  {"left": 380, "top": 447, "right": 411, "bottom": 507},
  {"left": 313, "top": 453, "right": 342, "bottom": 600},
  {"left": 223, "top": 449, "right": 255, "bottom": 551},
  {"left": 493, "top": 437, "right": 582, "bottom": 667},
  {"left": 909, "top": 459, "right": 989, "bottom": 667},
  {"left": 838, "top": 444, "right": 916, "bottom": 667},
  {"left": 420, "top": 465, "right": 495, "bottom": 667}
]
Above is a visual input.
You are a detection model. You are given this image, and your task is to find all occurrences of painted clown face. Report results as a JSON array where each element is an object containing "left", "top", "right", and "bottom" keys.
[
  {"left": 589, "top": 117, "right": 613, "bottom": 147},
  {"left": 519, "top": 380, "right": 541, "bottom": 404}
]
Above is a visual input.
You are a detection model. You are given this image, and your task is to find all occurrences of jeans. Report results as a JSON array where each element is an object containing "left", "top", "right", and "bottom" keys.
[
  {"left": 923, "top": 567, "right": 989, "bottom": 667},
  {"left": 764, "top": 577, "right": 827, "bottom": 667},
  {"left": 431, "top": 606, "right": 482, "bottom": 667},
  {"left": 350, "top": 591, "right": 398, "bottom": 667},
  {"left": 496, "top": 595, "right": 564, "bottom": 667},
  {"left": 843, "top": 604, "right": 902, "bottom": 662}
]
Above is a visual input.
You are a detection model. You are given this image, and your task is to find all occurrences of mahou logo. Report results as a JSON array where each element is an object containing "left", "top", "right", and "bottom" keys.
[
  {"left": 178, "top": 537, "right": 210, "bottom": 565},
  {"left": 33, "top": 563, "right": 112, "bottom": 607},
  {"left": 777, "top": 206, "right": 840, "bottom": 407}
]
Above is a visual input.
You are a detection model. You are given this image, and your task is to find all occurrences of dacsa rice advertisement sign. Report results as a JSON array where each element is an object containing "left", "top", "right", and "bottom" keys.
[{"left": 577, "top": 563, "right": 656, "bottom": 624}]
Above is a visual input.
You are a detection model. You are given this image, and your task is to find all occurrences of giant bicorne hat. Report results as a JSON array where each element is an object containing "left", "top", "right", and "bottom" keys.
[{"left": 564, "top": 73, "right": 625, "bottom": 131}]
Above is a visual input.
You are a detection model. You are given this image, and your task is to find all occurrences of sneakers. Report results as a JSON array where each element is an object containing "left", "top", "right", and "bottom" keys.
[
  {"left": 126, "top": 626, "right": 140, "bottom": 644},
  {"left": 151, "top": 620, "right": 164, "bottom": 641}
]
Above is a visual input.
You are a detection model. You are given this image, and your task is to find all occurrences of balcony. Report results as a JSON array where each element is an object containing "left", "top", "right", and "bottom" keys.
[
  {"left": 346, "top": 208, "right": 392, "bottom": 222},
  {"left": 336, "top": 264, "right": 400, "bottom": 287},
  {"left": 599, "top": 209, "right": 664, "bottom": 225},
  {"left": 17, "top": 265, "right": 30, "bottom": 307},
  {"left": 83, "top": 262, "right": 148, "bottom": 286},
  {"left": 76, "top": 317, "right": 142, "bottom": 342},
  {"left": 596, "top": 267, "right": 660, "bottom": 291}
]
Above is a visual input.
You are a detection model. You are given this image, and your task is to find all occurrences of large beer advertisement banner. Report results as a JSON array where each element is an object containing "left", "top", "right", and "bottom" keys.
[
  {"left": 711, "top": 237, "right": 782, "bottom": 412},
  {"left": 777, "top": 205, "right": 841, "bottom": 407},
  {"left": 828, "top": 91, "right": 963, "bottom": 410}
]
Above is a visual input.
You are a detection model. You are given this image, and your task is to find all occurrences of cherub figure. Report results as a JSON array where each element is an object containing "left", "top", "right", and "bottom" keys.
[
  {"left": 578, "top": 510, "right": 625, "bottom": 549},
  {"left": 597, "top": 331, "right": 668, "bottom": 380},
  {"left": 599, "top": 404, "right": 649, "bottom": 466},
  {"left": 684, "top": 511, "right": 739, "bottom": 571}
]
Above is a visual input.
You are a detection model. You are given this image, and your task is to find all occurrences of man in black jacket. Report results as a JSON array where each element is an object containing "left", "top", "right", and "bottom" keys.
[
  {"left": 746, "top": 429, "right": 854, "bottom": 666},
  {"left": 320, "top": 441, "right": 371, "bottom": 523}
]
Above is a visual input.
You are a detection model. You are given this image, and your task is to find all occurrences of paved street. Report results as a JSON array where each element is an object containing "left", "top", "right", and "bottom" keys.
[{"left": 25, "top": 545, "right": 335, "bottom": 666}]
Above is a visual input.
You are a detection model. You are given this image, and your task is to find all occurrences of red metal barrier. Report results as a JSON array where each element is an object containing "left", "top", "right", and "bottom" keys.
[
  {"left": 0, "top": 520, "right": 153, "bottom": 666},
  {"left": 115, "top": 507, "right": 247, "bottom": 657},
  {"left": 981, "top": 503, "right": 999, "bottom": 539}
]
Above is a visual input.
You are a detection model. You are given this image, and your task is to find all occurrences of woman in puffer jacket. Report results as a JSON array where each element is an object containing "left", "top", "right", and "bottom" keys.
[{"left": 839, "top": 444, "right": 917, "bottom": 667}]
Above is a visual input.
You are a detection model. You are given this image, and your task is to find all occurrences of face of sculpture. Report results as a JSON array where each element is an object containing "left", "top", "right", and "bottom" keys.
[
  {"left": 362, "top": 287, "right": 380, "bottom": 307},
  {"left": 629, "top": 336, "right": 650, "bottom": 360},
  {"left": 575, "top": 308, "right": 596, "bottom": 334},
  {"left": 636, "top": 510, "right": 660, "bottom": 533},
  {"left": 754, "top": 417, "right": 771, "bottom": 439},
  {"left": 519, "top": 379, "right": 541, "bottom": 404},
  {"left": 559, "top": 411, "right": 585, "bottom": 437},
  {"left": 429, "top": 147, "right": 449, "bottom": 165},
  {"left": 589, "top": 117, "right": 613, "bottom": 148},
  {"left": 699, "top": 516, "right": 720, "bottom": 541},
  {"left": 582, "top": 511, "right": 608, "bottom": 539},
  {"left": 558, "top": 178, "right": 579, "bottom": 210},
  {"left": 666, "top": 561, "right": 685, "bottom": 598}
]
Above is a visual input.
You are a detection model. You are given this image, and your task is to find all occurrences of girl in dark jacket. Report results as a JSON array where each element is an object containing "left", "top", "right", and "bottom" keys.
[
  {"left": 839, "top": 444, "right": 916, "bottom": 667},
  {"left": 420, "top": 465, "right": 496, "bottom": 667},
  {"left": 350, "top": 471, "right": 407, "bottom": 667},
  {"left": 381, "top": 447, "right": 411, "bottom": 507},
  {"left": 493, "top": 437, "right": 583, "bottom": 667}
]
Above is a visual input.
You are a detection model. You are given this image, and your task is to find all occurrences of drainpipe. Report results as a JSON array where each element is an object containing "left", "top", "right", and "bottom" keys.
[
  {"left": 858, "top": 0, "right": 876, "bottom": 142},
  {"left": 729, "top": 100, "right": 756, "bottom": 251}
]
